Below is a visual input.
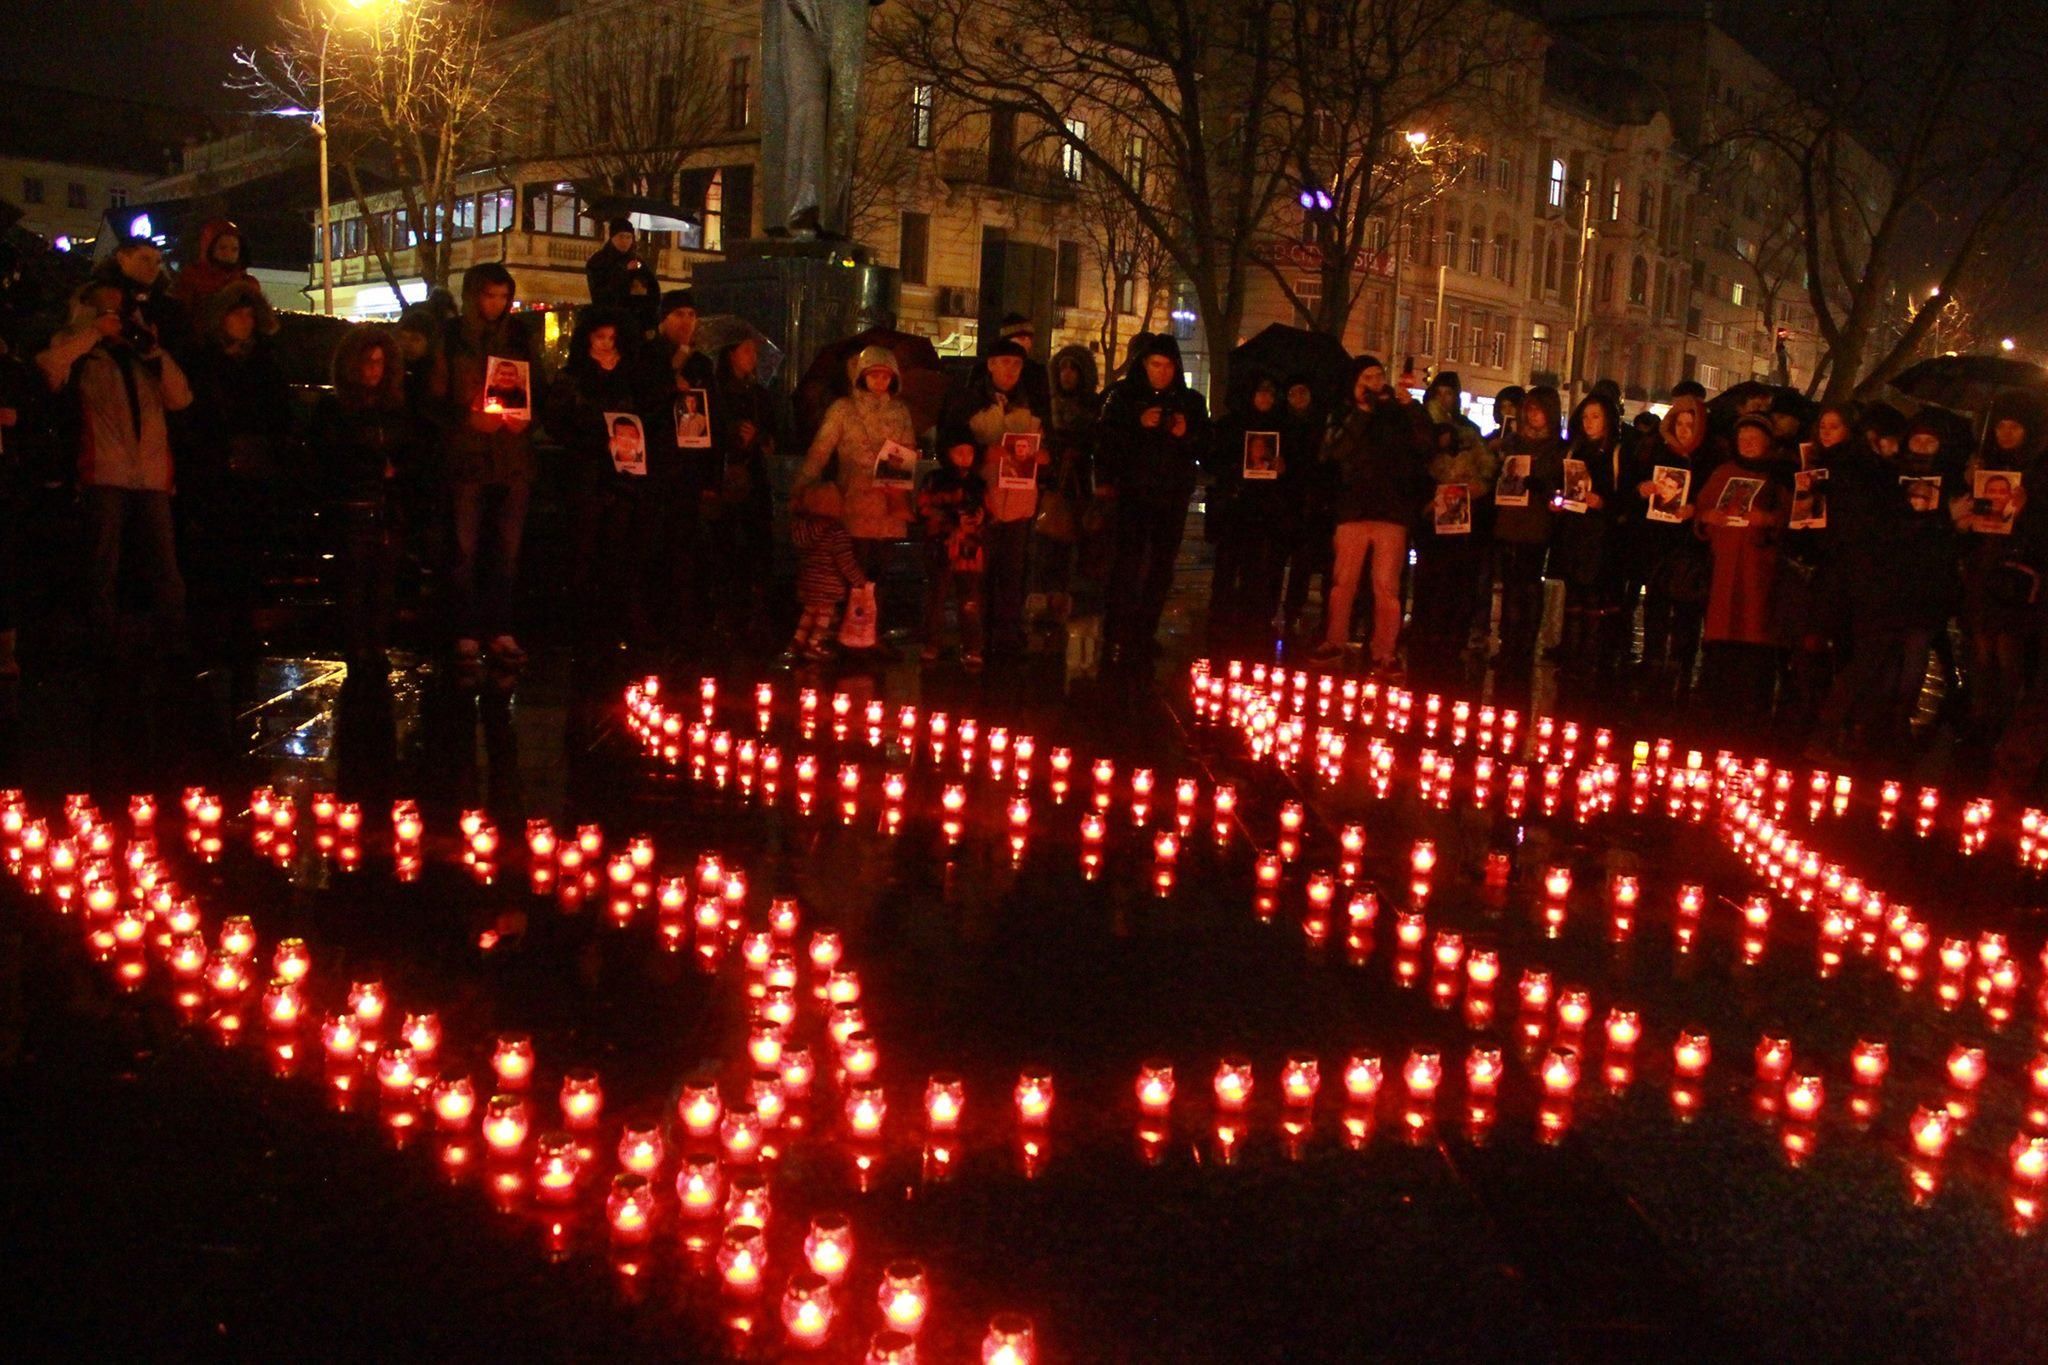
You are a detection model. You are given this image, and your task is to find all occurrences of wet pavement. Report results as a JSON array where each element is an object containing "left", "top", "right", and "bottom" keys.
[{"left": 5, "top": 523, "right": 2048, "bottom": 1363}]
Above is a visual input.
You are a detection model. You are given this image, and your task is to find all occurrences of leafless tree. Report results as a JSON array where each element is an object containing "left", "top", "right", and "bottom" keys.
[
  {"left": 1721, "top": 0, "right": 2048, "bottom": 400},
  {"left": 1060, "top": 172, "right": 1173, "bottom": 369},
  {"left": 233, "top": 0, "right": 529, "bottom": 298},
  {"left": 1270, "top": 0, "right": 1533, "bottom": 339},
  {"left": 541, "top": 0, "right": 729, "bottom": 198},
  {"left": 879, "top": 0, "right": 1294, "bottom": 391}
]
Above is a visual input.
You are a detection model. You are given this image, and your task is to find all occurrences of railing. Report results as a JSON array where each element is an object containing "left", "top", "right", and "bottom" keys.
[{"left": 936, "top": 149, "right": 1077, "bottom": 201}]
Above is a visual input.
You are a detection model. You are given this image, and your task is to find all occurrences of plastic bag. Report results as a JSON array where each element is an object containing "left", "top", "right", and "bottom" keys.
[{"left": 839, "top": 582, "right": 878, "bottom": 650}]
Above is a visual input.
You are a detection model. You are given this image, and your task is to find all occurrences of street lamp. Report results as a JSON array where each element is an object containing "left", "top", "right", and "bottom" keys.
[
  {"left": 316, "top": 0, "right": 396, "bottom": 317},
  {"left": 2002, "top": 337, "right": 2017, "bottom": 352}
]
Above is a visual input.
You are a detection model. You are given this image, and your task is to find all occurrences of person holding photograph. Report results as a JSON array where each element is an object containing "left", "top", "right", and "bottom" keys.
[
  {"left": 675, "top": 388, "right": 711, "bottom": 445},
  {"left": 1815, "top": 412, "right": 1961, "bottom": 755},
  {"left": 1553, "top": 393, "right": 1630, "bottom": 678},
  {"left": 1205, "top": 373, "right": 1294, "bottom": 650},
  {"left": 917, "top": 427, "right": 989, "bottom": 668},
  {"left": 1692, "top": 413, "right": 1793, "bottom": 727},
  {"left": 1957, "top": 395, "right": 2045, "bottom": 754},
  {"left": 1776, "top": 403, "right": 1857, "bottom": 744},
  {"left": 543, "top": 307, "right": 654, "bottom": 651},
  {"left": 1410, "top": 371, "right": 1497, "bottom": 679},
  {"left": 796, "top": 344, "right": 919, "bottom": 606},
  {"left": 1620, "top": 393, "right": 1709, "bottom": 699},
  {"left": 429, "top": 261, "right": 544, "bottom": 665},
  {"left": 1097, "top": 333, "right": 1209, "bottom": 660},
  {"left": 1490, "top": 385, "right": 1566, "bottom": 679},
  {"left": 939, "top": 339, "right": 1047, "bottom": 658},
  {"left": 1278, "top": 375, "right": 1334, "bottom": 646}
]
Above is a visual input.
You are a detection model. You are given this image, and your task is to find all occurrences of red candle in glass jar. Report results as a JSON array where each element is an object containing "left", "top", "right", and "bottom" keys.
[
  {"left": 1014, "top": 1070, "right": 1055, "bottom": 1125},
  {"left": 432, "top": 1075, "right": 476, "bottom": 1129},
  {"left": 878, "top": 1260, "right": 931, "bottom": 1335},
  {"left": 925, "top": 1073, "right": 965, "bottom": 1130},
  {"left": 804, "top": 1211, "right": 856, "bottom": 1283},
  {"left": 559, "top": 1069, "right": 603, "bottom": 1128},
  {"left": 1280, "top": 1054, "right": 1320, "bottom": 1107},
  {"left": 492, "top": 1033, "right": 535, "bottom": 1088},
  {"left": 846, "top": 1084, "right": 887, "bottom": 1137},
  {"left": 482, "top": 1094, "right": 530, "bottom": 1154},
  {"left": 1136, "top": 1060, "right": 1176, "bottom": 1114}
]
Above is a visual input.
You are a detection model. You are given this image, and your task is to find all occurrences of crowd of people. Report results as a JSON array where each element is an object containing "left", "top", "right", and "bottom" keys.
[{"left": 2, "top": 216, "right": 2046, "bottom": 792}]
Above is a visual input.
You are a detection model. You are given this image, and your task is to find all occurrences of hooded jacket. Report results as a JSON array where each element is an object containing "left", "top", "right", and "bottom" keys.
[
  {"left": 432, "top": 265, "right": 542, "bottom": 485},
  {"left": 311, "top": 325, "right": 415, "bottom": 503},
  {"left": 1623, "top": 393, "right": 1710, "bottom": 592},
  {"left": 1960, "top": 395, "right": 2048, "bottom": 630},
  {"left": 709, "top": 340, "right": 780, "bottom": 523},
  {"left": 175, "top": 279, "right": 291, "bottom": 479},
  {"left": 1046, "top": 343, "right": 1100, "bottom": 508},
  {"left": 1493, "top": 387, "right": 1566, "bottom": 547},
  {"left": 1551, "top": 393, "right": 1629, "bottom": 587},
  {"left": 1098, "top": 334, "right": 1209, "bottom": 505},
  {"left": 173, "top": 219, "right": 257, "bottom": 313},
  {"left": 36, "top": 285, "right": 193, "bottom": 491},
  {"left": 797, "top": 344, "right": 920, "bottom": 540},
  {"left": 1206, "top": 376, "right": 1303, "bottom": 542},
  {"left": 941, "top": 351, "right": 1050, "bottom": 525}
]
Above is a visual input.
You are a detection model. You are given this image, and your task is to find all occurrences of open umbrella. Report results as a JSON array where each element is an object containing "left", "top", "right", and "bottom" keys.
[
  {"left": 1227, "top": 324, "right": 1353, "bottom": 409},
  {"left": 577, "top": 193, "right": 700, "bottom": 235},
  {"left": 1889, "top": 354, "right": 2048, "bottom": 416},
  {"left": 796, "top": 327, "right": 949, "bottom": 436},
  {"left": 695, "top": 314, "right": 784, "bottom": 386},
  {"left": 1706, "top": 380, "right": 1815, "bottom": 427}
]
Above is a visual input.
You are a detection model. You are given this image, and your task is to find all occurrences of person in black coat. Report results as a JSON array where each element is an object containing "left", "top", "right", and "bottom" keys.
[
  {"left": 1097, "top": 333, "right": 1209, "bottom": 657},
  {"left": 705, "top": 335, "right": 783, "bottom": 640},
  {"left": 585, "top": 220, "right": 661, "bottom": 335},
  {"left": 312, "top": 325, "right": 417, "bottom": 664},
  {"left": 1205, "top": 372, "right": 1299, "bottom": 650},
  {"left": 1554, "top": 392, "right": 1631, "bottom": 677}
]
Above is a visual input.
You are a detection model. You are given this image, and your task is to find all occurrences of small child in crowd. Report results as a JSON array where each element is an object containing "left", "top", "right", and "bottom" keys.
[
  {"left": 918, "top": 428, "right": 989, "bottom": 668},
  {"left": 788, "top": 482, "right": 869, "bottom": 660}
]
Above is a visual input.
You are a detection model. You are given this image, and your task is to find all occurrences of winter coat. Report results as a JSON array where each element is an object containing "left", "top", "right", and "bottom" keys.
[
  {"left": 1834, "top": 441, "right": 1962, "bottom": 633},
  {"left": 1623, "top": 415, "right": 1709, "bottom": 605},
  {"left": 1045, "top": 343, "right": 1100, "bottom": 520},
  {"left": 36, "top": 292, "right": 192, "bottom": 492},
  {"left": 310, "top": 392, "right": 414, "bottom": 505},
  {"left": 432, "top": 272, "right": 544, "bottom": 486},
  {"left": 1695, "top": 453, "right": 1794, "bottom": 645},
  {"left": 1424, "top": 400, "right": 1500, "bottom": 541},
  {"left": 1097, "top": 336, "right": 1209, "bottom": 509},
  {"left": 792, "top": 512, "right": 866, "bottom": 607},
  {"left": 172, "top": 219, "right": 257, "bottom": 313},
  {"left": 585, "top": 242, "right": 660, "bottom": 311},
  {"left": 1279, "top": 400, "right": 1332, "bottom": 548},
  {"left": 710, "top": 356, "right": 780, "bottom": 526},
  {"left": 797, "top": 346, "right": 920, "bottom": 540},
  {"left": 175, "top": 283, "right": 292, "bottom": 481},
  {"left": 1208, "top": 397, "right": 1307, "bottom": 544},
  {"left": 942, "top": 371, "right": 1048, "bottom": 525},
  {"left": 1959, "top": 406, "right": 2048, "bottom": 635},
  {"left": 90, "top": 257, "right": 184, "bottom": 347},
  {"left": 1551, "top": 396, "right": 1630, "bottom": 588},
  {"left": 1323, "top": 397, "right": 1431, "bottom": 526},
  {"left": 542, "top": 350, "right": 645, "bottom": 491}
]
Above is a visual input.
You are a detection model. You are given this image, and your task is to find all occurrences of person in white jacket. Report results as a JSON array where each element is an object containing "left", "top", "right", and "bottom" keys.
[
  {"left": 795, "top": 343, "right": 919, "bottom": 568},
  {"left": 38, "top": 280, "right": 192, "bottom": 644}
]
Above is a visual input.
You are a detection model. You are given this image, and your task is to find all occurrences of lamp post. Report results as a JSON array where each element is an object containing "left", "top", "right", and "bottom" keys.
[
  {"left": 1391, "top": 130, "right": 1427, "bottom": 365},
  {"left": 315, "top": 0, "right": 392, "bottom": 317}
]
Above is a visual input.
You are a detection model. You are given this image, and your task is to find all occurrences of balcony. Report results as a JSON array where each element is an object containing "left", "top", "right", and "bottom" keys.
[{"left": 937, "top": 149, "right": 1077, "bottom": 202}]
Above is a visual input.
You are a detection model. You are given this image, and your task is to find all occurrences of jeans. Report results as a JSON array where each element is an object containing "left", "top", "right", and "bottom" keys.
[
  {"left": 448, "top": 480, "right": 530, "bottom": 641},
  {"left": 84, "top": 485, "right": 185, "bottom": 641},
  {"left": 983, "top": 517, "right": 1033, "bottom": 650},
  {"left": 1327, "top": 519, "right": 1407, "bottom": 662}
]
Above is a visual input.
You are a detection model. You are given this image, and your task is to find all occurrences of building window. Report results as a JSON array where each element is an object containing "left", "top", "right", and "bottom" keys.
[
  {"left": 1444, "top": 309, "right": 1461, "bottom": 361},
  {"left": 1637, "top": 185, "right": 1654, "bottom": 233},
  {"left": 1467, "top": 310, "right": 1487, "bottom": 363},
  {"left": 1495, "top": 154, "right": 1513, "bottom": 193},
  {"left": 1599, "top": 253, "right": 1616, "bottom": 303},
  {"left": 1466, "top": 223, "right": 1484, "bottom": 274},
  {"left": 1492, "top": 231, "right": 1510, "bottom": 280},
  {"left": 20, "top": 176, "right": 42, "bottom": 205},
  {"left": 1055, "top": 238, "right": 1081, "bottom": 307},
  {"left": 1697, "top": 361, "right": 1721, "bottom": 389},
  {"left": 1062, "top": 118, "right": 1087, "bottom": 182},
  {"left": 525, "top": 181, "right": 597, "bottom": 237},
  {"left": 344, "top": 216, "right": 365, "bottom": 255},
  {"left": 1660, "top": 185, "right": 1676, "bottom": 248},
  {"left": 1731, "top": 280, "right": 1747, "bottom": 307},
  {"left": 910, "top": 83, "right": 934, "bottom": 150},
  {"left": 479, "top": 187, "right": 513, "bottom": 234},
  {"left": 1608, "top": 177, "right": 1622, "bottom": 222},
  {"left": 1123, "top": 135, "right": 1148, "bottom": 198},
  {"left": 1531, "top": 321, "right": 1551, "bottom": 370},
  {"left": 109, "top": 186, "right": 128, "bottom": 209},
  {"left": 1492, "top": 327, "right": 1508, "bottom": 369},
  {"left": 1472, "top": 149, "right": 1489, "bottom": 189},
  {"left": 1114, "top": 257, "right": 1137, "bottom": 315},
  {"left": 1418, "top": 315, "right": 1436, "bottom": 355},
  {"left": 450, "top": 194, "right": 477, "bottom": 240},
  {"left": 727, "top": 57, "right": 751, "bottom": 131},
  {"left": 1544, "top": 237, "right": 1559, "bottom": 292},
  {"left": 1546, "top": 158, "right": 1566, "bottom": 209},
  {"left": 1629, "top": 255, "right": 1648, "bottom": 305},
  {"left": 66, "top": 182, "right": 88, "bottom": 209},
  {"left": 899, "top": 211, "right": 929, "bottom": 285}
]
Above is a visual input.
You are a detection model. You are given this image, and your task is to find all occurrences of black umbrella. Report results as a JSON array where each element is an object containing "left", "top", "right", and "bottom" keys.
[
  {"left": 1889, "top": 354, "right": 2048, "bottom": 416},
  {"left": 1227, "top": 324, "right": 1353, "bottom": 409},
  {"left": 1706, "top": 380, "right": 1815, "bottom": 427}
]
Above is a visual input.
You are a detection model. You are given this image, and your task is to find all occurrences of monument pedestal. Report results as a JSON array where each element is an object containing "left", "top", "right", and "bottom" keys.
[{"left": 690, "top": 238, "right": 899, "bottom": 389}]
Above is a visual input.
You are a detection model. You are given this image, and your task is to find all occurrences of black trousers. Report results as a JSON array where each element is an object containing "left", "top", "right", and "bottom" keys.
[{"left": 1108, "top": 493, "right": 1189, "bottom": 650}]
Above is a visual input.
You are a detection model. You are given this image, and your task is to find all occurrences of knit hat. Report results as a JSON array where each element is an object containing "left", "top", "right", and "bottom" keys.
[
  {"left": 998, "top": 313, "right": 1034, "bottom": 341},
  {"left": 1733, "top": 413, "right": 1776, "bottom": 446},
  {"left": 659, "top": 288, "right": 698, "bottom": 317},
  {"left": 1356, "top": 353, "right": 1385, "bottom": 371},
  {"left": 607, "top": 217, "right": 635, "bottom": 237},
  {"left": 986, "top": 339, "right": 1028, "bottom": 361}
]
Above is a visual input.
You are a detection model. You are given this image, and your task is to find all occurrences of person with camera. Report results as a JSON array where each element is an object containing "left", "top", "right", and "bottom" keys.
[{"left": 36, "top": 278, "right": 193, "bottom": 649}]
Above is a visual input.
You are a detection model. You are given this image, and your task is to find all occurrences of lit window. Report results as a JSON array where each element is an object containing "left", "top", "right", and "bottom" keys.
[
  {"left": 1547, "top": 159, "right": 1566, "bottom": 209},
  {"left": 1062, "top": 119, "right": 1087, "bottom": 183},
  {"left": 910, "top": 84, "right": 934, "bottom": 151}
]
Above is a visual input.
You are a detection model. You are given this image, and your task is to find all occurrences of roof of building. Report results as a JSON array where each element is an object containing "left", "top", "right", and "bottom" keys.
[{"left": 0, "top": 81, "right": 215, "bottom": 176}]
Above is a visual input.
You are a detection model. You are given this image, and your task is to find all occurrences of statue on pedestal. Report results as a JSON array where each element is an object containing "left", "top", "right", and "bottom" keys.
[{"left": 759, "top": 0, "right": 882, "bottom": 240}]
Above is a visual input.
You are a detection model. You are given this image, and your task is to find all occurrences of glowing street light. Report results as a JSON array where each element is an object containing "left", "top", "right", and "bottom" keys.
[{"left": 315, "top": 0, "right": 402, "bottom": 317}]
